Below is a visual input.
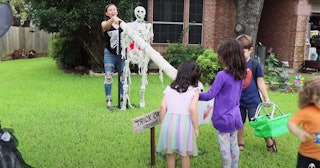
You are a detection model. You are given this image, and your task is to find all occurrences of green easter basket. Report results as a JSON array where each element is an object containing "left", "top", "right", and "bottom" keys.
[{"left": 249, "top": 102, "right": 292, "bottom": 138}]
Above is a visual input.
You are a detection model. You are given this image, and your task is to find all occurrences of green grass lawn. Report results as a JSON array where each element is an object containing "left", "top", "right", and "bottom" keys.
[{"left": 0, "top": 57, "right": 302, "bottom": 167}]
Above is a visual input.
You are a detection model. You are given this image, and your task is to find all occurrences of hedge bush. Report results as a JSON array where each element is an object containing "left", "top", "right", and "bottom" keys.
[
  {"left": 49, "top": 34, "right": 89, "bottom": 70},
  {"left": 162, "top": 44, "right": 206, "bottom": 69},
  {"left": 196, "top": 49, "right": 221, "bottom": 85}
]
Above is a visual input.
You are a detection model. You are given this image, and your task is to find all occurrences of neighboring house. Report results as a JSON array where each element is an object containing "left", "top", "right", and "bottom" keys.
[{"left": 140, "top": 0, "right": 319, "bottom": 70}]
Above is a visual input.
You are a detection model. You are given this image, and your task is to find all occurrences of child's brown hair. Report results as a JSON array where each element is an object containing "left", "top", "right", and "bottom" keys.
[
  {"left": 298, "top": 76, "right": 320, "bottom": 109},
  {"left": 236, "top": 34, "right": 253, "bottom": 49},
  {"left": 217, "top": 39, "right": 247, "bottom": 80}
]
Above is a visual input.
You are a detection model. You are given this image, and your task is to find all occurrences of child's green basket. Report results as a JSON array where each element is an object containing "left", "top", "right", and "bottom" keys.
[{"left": 249, "top": 102, "right": 292, "bottom": 138}]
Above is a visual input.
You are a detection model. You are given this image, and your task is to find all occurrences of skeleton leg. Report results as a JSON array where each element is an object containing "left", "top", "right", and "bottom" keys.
[
  {"left": 121, "top": 60, "right": 133, "bottom": 110},
  {"left": 139, "top": 58, "right": 149, "bottom": 107},
  {"left": 139, "top": 74, "right": 146, "bottom": 107}
]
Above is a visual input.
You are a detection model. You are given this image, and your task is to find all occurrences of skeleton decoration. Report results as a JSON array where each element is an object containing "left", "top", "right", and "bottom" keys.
[{"left": 121, "top": 6, "right": 162, "bottom": 110}]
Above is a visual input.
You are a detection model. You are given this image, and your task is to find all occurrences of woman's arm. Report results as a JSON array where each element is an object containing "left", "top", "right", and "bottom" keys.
[
  {"left": 101, "top": 17, "right": 114, "bottom": 32},
  {"left": 101, "top": 16, "right": 122, "bottom": 32}
]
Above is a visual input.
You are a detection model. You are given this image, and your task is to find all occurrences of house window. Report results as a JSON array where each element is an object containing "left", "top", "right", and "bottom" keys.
[
  {"left": 153, "top": 0, "right": 184, "bottom": 43},
  {"left": 152, "top": 0, "right": 203, "bottom": 44},
  {"left": 188, "top": 0, "right": 203, "bottom": 44}
]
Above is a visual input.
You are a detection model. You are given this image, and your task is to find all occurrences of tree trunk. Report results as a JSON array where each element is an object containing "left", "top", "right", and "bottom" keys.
[{"left": 233, "top": 0, "right": 265, "bottom": 51}]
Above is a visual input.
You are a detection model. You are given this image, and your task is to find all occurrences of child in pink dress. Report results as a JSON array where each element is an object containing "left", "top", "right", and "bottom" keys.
[{"left": 156, "top": 60, "right": 201, "bottom": 168}]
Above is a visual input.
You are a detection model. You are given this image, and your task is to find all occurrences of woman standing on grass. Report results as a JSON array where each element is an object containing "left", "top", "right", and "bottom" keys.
[
  {"left": 101, "top": 4, "right": 125, "bottom": 108},
  {"left": 199, "top": 39, "right": 247, "bottom": 168},
  {"left": 156, "top": 60, "right": 201, "bottom": 168},
  {"left": 287, "top": 76, "right": 320, "bottom": 168}
]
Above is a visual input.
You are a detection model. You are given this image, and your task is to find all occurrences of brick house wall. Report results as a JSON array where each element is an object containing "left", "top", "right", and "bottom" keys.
[
  {"left": 204, "top": 0, "right": 236, "bottom": 51},
  {"left": 202, "top": 0, "right": 217, "bottom": 49},
  {"left": 257, "top": 0, "right": 308, "bottom": 69},
  {"left": 147, "top": 0, "right": 309, "bottom": 70}
]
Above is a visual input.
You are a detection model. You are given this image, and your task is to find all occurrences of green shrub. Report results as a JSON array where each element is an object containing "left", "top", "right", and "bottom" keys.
[
  {"left": 163, "top": 44, "right": 206, "bottom": 68},
  {"left": 49, "top": 34, "right": 89, "bottom": 70},
  {"left": 264, "top": 53, "right": 284, "bottom": 81},
  {"left": 264, "top": 52, "right": 292, "bottom": 92},
  {"left": 196, "top": 49, "right": 221, "bottom": 85}
]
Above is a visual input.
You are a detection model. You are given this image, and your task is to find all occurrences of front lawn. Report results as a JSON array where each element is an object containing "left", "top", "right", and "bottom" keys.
[{"left": 0, "top": 57, "right": 301, "bottom": 167}]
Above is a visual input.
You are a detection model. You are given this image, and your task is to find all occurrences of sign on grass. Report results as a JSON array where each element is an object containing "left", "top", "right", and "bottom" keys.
[
  {"left": 132, "top": 110, "right": 160, "bottom": 134},
  {"left": 132, "top": 99, "right": 214, "bottom": 134}
]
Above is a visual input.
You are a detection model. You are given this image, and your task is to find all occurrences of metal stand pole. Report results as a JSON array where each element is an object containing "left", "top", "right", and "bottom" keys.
[
  {"left": 117, "top": 28, "right": 121, "bottom": 109},
  {"left": 151, "top": 127, "right": 156, "bottom": 167}
]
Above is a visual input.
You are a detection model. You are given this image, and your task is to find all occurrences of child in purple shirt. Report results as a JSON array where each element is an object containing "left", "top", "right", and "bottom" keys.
[{"left": 199, "top": 39, "right": 247, "bottom": 168}]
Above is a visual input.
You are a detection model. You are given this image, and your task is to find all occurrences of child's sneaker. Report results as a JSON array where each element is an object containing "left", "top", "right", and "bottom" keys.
[{"left": 106, "top": 99, "right": 112, "bottom": 108}]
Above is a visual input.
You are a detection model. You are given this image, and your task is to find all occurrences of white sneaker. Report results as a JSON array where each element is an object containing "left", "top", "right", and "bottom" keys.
[
  {"left": 140, "top": 101, "right": 145, "bottom": 107},
  {"left": 106, "top": 99, "right": 112, "bottom": 108}
]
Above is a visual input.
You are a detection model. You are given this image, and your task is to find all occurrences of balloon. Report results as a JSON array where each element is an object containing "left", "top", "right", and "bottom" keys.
[{"left": 0, "top": 3, "right": 13, "bottom": 37}]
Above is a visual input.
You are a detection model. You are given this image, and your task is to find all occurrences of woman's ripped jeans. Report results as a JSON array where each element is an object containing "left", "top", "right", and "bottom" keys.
[{"left": 104, "top": 48, "right": 125, "bottom": 99}]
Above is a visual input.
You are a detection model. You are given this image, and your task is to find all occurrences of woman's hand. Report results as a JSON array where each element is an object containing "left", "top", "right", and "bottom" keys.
[{"left": 112, "top": 16, "right": 122, "bottom": 24}]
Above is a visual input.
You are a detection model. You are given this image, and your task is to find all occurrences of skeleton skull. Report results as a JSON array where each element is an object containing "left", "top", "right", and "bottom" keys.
[
  {"left": 308, "top": 163, "right": 315, "bottom": 168},
  {"left": 134, "top": 6, "right": 146, "bottom": 22}
]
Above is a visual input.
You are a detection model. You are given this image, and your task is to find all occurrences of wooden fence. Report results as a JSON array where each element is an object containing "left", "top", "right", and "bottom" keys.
[{"left": 0, "top": 26, "right": 53, "bottom": 59}]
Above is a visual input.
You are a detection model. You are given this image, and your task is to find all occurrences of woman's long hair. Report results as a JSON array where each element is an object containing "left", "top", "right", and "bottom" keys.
[
  {"left": 170, "top": 60, "right": 201, "bottom": 93},
  {"left": 217, "top": 39, "right": 247, "bottom": 80}
]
